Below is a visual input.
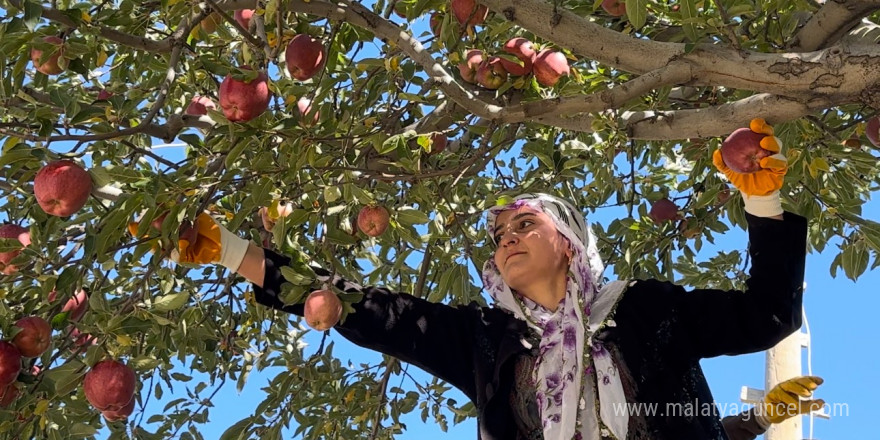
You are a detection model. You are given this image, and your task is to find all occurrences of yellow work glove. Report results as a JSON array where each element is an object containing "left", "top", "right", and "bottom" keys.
[
  {"left": 758, "top": 375, "right": 825, "bottom": 427},
  {"left": 128, "top": 212, "right": 250, "bottom": 270},
  {"left": 713, "top": 118, "right": 788, "bottom": 217}
]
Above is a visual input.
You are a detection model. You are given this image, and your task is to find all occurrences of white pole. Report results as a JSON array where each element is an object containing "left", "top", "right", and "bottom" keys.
[{"left": 764, "top": 328, "right": 802, "bottom": 440}]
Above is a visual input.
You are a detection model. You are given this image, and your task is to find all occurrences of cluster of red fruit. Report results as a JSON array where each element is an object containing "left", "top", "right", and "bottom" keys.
[
  {"left": 459, "top": 37, "right": 571, "bottom": 90},
  {"left": 1, "top": 160, "right": 93, "bottom": 274},
  {"left": 182, "top": 10, "right": 327, "bottom": 125},
  {"left": 0, "top": 317, "right": 51, "bottom": 408}
]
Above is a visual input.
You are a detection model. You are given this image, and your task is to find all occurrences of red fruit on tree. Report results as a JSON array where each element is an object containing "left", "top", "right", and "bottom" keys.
[
  {"left": 96, "top": 90, "right": 113, "bottom": 100},
  {"left": 0, "top": 383, "right": 19, "bottom": 408},
  {"left": 234, "top": 9, "right": 254, "bottom": 29},
  {"left": 533, "top": 49, "right": 570, "bottom": 87},
  {"left": 429, "top": 134, "right": 448, "bottom": 155},
  {"left": 12, "top": 317, "right": 51, "bottom": 358},
  {"left": 601, "top": 0, "right": 627, "bottom": 17},
  {"left": 458, "top": 49, "right": 484, "bottom": 84},
  {"left": 30, "top": 36, "right": 64, "bottom": 75},
  {"left": 0, "top": 342, "right": 21, "bottom": 387},
  {"left": 475, "top": 57, "right": 508, "bottom": 90},
  {"left": 185, "top": 96, "right": 217, "bottom": 116},
  {"left": 304, "top": 290, "right": 343, "bottom": 331},
  {"left": 70, "top": 328, "right": 97, "bottom": 347},
  {"left": 500, "top": 37, "right": 536, "bottom": 76},
  {"left": 717, "top": 185, "right": 732, "bottom": 205},
  {"left": 720, "top": 128, "right": 773, "bottom": 174},
  {"left": 34, "top": 160, "right": 93, "bottom": 217},
  {"left": 219, "top": 69, "right": 270, "bottom": 122},
  {"left": 296, "top": 97, "right": 320, "bottom": 126},
  {"left": 62, "top": 289, "right": 89, "bottom": 322},
  {"left": 866, "top": 116, "right": 880, "bottom": 148},
  {"left": 357, "top": 205, "right": 391, "bottom": 237},
  {"left": 0, "top": 224, "right": 30, "bottom": 275},
  {"left": 451, "top": 0, "right": 488, "bottom": 26},
  {"left": 102, "top": 397, "right": 136, "bottom": 422},
  {"left": 259, "top": 203, "right": 294, "bottom": 232},
  {"left": 649, "top": 198, "right": 680, "bottom": 223},
  {"left": 430, "top": 13, "right": 443, "bottom": 36},
  {"left": 83, "top": 360, "right": 136, "bottom": 412},
  {"left": 285, "top": 34, "right": 326, "bottom": 81}
]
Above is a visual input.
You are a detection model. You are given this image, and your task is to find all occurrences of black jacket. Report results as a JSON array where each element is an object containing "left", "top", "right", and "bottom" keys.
[{"left": 252, "top": 212, "right": 807, "bottom": 439}]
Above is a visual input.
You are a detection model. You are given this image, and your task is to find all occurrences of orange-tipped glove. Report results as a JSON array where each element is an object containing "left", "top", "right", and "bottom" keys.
[
  {"left": 713, "top": 118, "right": 788, "bottom": 217},
  {"left": 757, "top": 375, "right": 825, "bottom": 428},
  {"left": 128, "top": 212, "right": 250, "bottom": 270}
]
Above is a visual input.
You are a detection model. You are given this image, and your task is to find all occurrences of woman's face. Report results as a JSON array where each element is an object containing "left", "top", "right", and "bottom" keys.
[{"left": 492, "top": 206, "right": 571, "bottom": 296}]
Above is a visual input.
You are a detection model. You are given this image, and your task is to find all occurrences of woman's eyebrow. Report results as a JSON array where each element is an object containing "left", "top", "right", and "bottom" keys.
[{"left": 492, "top": 212, "right": 537, "bottom": 235}]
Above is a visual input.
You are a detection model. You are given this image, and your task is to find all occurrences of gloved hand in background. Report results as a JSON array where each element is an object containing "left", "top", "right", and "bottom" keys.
[{"left": 758, "top": 375, "right": 825, "bottom": 427}]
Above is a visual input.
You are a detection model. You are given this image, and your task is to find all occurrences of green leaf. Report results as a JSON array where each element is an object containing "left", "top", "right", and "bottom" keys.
[
  {"left": 152, "top": 291, "right": 190, "bottom": 311},
  {"left": 396, "top": 207, "right": 429, "bottom": 226},
  {"left": 679, "top": 0, "right": 700, "bottom": 42},
  {"left": 625, "top": 0, "right": 648, "bottom": 29}
]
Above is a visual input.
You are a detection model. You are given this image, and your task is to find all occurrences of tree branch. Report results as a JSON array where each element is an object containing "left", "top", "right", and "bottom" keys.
[
  {"left": 788, "top": 0, "right": 880, "bottom": 51},
  {"left": 499, "top": 61, "right": 695, "bottom": 122},
  {"left": 621, "top": 93, "right": 816, "bottom": 140}
]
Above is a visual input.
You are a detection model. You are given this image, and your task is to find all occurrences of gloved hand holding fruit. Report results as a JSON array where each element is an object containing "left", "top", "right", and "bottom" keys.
[
  {"left": 128, "top": 212, "right": 250, "bottom": 271},
  {"left": 713, "top": 118, "right": 788, "bottom": 217}
]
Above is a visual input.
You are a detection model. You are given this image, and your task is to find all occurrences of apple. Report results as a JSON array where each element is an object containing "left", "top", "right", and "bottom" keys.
[
  {"left": 451, "top": 0, "right": 488, "bottom": 26},
  {"left": 0, "top": 342, "right": 21, "bottom": 387},
  {"left": 285, "top": 34, "right": 326, "bottom": 81},
  {"left": 11, "top": 317, "right": 51, "bottom": 358},
  {"left": 0, "top": 383, "right": 19, "bottom": 408},
  {"left": 601, "top": 0, "right": 627, "bottom": 17},
  {"left": 649, "top": 198, "right": 679, "bottom": 223},
  {"left": 304, "top": 290, "right": 343, "bottom": 331},
  {"left": 259, "top": 202, "right": 294, "bottom": 232},
  {"left": 0, "top": 224, "right": 30, "bottom": 275},
  {"left": 62, "top": 289, "right": 89, "bottom": 322},
  {"left": 677, "top": 217, "right": 700, "bottom": 238},
  {"left": 429, "top": 133, "right": 447, "bottom": 155},
  {"left": 475, "top": 57, "right": 508, "bottom": 90},
  {"left": 234, "top": 9, "right": 254, "bottom": 29},
  {"left": 357, "top": 205, "right": 390, "bottom": 237},
  {"left": 717, "top": 185, "right": 732, "bottom": 205},
  {"left": 96, "top": 90, "right": 112, "bottom": 100},
  {"left": 720, "top": 128, "right": 773, "bottom": 174},
  {"left": 500, "top": 37, "right": 536, "bottom": 76},
  {"left": 83, "top": 360, "right": 136, "bottom": 412},
  {"left": 219, "top": 68, "right": 270, "bottom": 122},
  {"left": 102, "top": 396, "right": 136, "bottom": 422},
  {"left": 30, "top": 36, "right": 64, "bottom": 75},
  {"left": 296, "top": 97, "right": 320, "bottom": 126},
  {"left": 430, "top": 12, "right": 443, "bottom": 36},
  {"left": 457, "top": 49, "right": 484, "bottom": 84},
  {"left": 866, "top": 116, "right": 880, "bottom": 147},
  {"left": 34, "top": 160, "right": 92, "bottom": 217},
  {"left": 70, "top": 328, "right": 97, "bottom": 347},
  {"left": 185, "top": 95, "right": 217, "bottom": 116},
  {"left": 533, "top": 49, "right": 570, "bottom": 87}
]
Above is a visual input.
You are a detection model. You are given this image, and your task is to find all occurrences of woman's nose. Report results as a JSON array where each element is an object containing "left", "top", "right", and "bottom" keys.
[{"left": 499, "top": 231, "right": 519, "bottom": 246}]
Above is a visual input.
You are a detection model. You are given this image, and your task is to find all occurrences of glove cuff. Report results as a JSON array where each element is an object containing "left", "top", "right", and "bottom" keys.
[
  {"left": 217, "top": 226, "right": 250, "bottom": 271},
  {"left": 743, "top": 192, "right": 783, "bottom": 217},
  {"left": 755, "top": 407, "right": 772, "bottom": 430}
]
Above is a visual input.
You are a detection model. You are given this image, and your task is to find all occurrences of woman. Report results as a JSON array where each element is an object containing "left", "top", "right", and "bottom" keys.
[{"left": 165, "top": 120, "right": 808, "bottom": 439}]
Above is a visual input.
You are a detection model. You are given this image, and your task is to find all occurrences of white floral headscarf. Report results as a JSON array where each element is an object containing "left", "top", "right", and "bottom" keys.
[{"left": 482, "top": 193, "right": 629, "bottom": 440}]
